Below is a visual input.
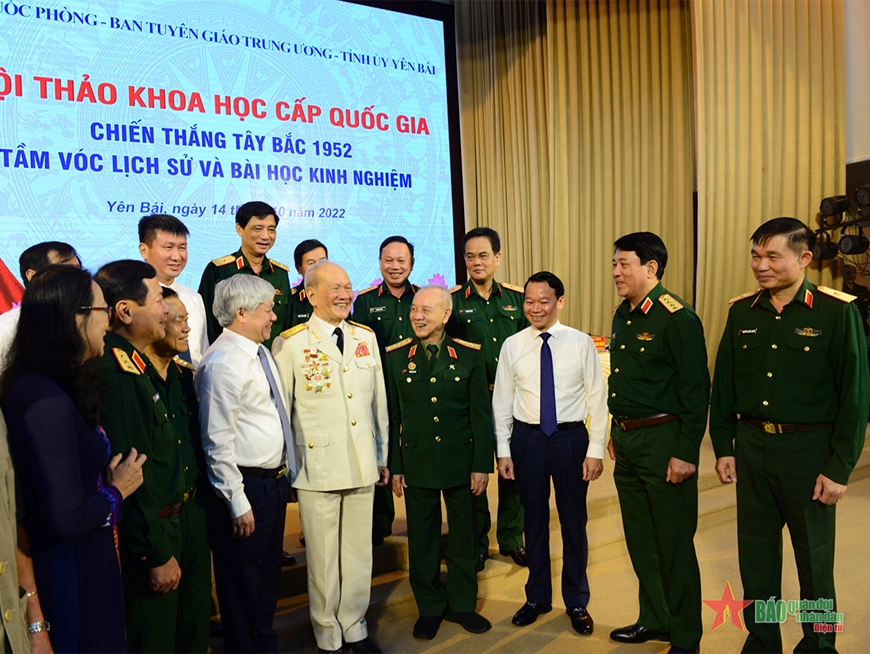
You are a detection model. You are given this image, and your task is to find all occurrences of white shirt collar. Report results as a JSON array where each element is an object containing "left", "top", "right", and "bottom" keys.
[
  {"left": 530, "top": 319, "right": 564, "bottom": 339},
  {"left": 312, "top": 313, "right": 346, "bottom": 337},
  {"left": 221, "top": 327, "right": 262, "bottom": 359}
]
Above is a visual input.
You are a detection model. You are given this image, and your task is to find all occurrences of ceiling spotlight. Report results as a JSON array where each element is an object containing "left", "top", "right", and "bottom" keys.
[
  {"left": 820, "top": 195, "right": 850, "bottom": 217},
  {"left": 855, "top": 185, "right": 870, "bottom": 209},
  {"left": 813, "top": 233, "right": 839, "bottom": 260},
  {"left": 838, "top": 234, "right": 870, "bottom": 255}
]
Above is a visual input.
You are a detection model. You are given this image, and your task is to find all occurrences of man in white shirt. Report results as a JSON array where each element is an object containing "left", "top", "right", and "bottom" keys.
[
  {"left": 0, "top": 242, "right": 81, "bottom": 368},
  {"left": 492, "top": 271, "right": 607, "bottom": 637},
  {"left": 272, "top": 261, "right": 389, "bottom": 654},
  {"left": 139, "top": 214, "right": 209, "bottom": 366},
  {"left": 196, "top": 275, "right": 296, "bottom": 653}
]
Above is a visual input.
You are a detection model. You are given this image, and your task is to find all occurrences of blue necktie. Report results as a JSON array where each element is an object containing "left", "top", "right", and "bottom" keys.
[
  {"left": 539, "top": 332, "right": 557, "bottom": 437},
  {"left": 257, "top": 346, "right": 297, "bottom": 476}
]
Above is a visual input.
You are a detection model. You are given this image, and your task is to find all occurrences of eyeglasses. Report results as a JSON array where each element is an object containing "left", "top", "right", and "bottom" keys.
[{"left": 79, "top": 306, "right": 113, "bottom": 319}]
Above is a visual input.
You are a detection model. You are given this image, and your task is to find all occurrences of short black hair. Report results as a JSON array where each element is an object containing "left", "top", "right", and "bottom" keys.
[
  {"left": 293, "top": 239, "right": 329, "bottom": 268},
  {"left": 161, "top": 286, "right": 178, "bottom": 299},
  {"left": 236, "top": 201, "right": 278, "bottom": 228},
  {"left": 379, "top": 235, "right": 415, "bottom": 259},
  {"left": 525, "top": 271, "right": 565, "bottom": 298},
  {"left": 462, "top": 227, "right": 501, "bottom": 254},
  {"left": 94, "top": 260, "right": 157, "bottom": 317},
  {"left": 138, "top": 214, "right": 190, "bottom": 246},
  {"left": 750, "top": 217, "right": 815, "bottom": 256},
  {"left": 613, "top": 232, "right": 668, "bottom": 280},
  {"left": 19, "top": 241, "right": 80, "bottom": 286}
]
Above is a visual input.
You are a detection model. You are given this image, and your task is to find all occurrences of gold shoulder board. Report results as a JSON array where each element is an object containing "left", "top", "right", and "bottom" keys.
[
  {"left": 271, "top": 259, "right": 289, "bottom": 271},
  {"left": 279, "top": 323, "right": 309, "bottom": 339},
  {"left": 112, "top": 348, "right": 140, "bottom": 375},
  {"left": 172, "top": 356, "right": 195, "bottom": 371},
  {"left": 449, "top": 284, "right": 463, "bottom": 294},
  {"left": 728, "top": 289, "right": 761, "bottom": 304},
  {"left": 500, "top": 282, "right": 524, "bottom": 293},
  {"left": 291, "top": 286, "right": 298, "bottom": 295},
  {"left": 386, "top": 337, "right": 413, "bottom": 353},
  {"left": 817, "top": 286, "right": 856, "bottom": 303},
  {"left": 356, "top": 286, "right": 378, "bottom": 295},
  {"left": 658, "top": 294, "right": 684, "bottom": 313},
  {"left": 452, "top": 338, "right": 482, "bottom": 351},
  {"left": 211, "top": 254, "right": 236, "bottom": 267},
  {"left": 348, "top": 320, "right": 373, "bottom": 332}
]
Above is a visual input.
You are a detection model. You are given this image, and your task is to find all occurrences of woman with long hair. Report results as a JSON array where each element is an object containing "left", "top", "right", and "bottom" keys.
[{"left": 0, "top": 265, "right": 146, "bottom": 653}]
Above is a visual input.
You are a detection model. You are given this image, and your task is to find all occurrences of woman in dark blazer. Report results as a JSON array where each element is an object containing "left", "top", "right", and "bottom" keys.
[{"left": 0, "top": 265, "right": 146, "bottom": 653}]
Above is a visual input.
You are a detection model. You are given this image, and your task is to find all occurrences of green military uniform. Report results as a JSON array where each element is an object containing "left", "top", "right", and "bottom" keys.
[
  {"left": 608, "top": 282, "right": 709, "bottom": 651},
  {"left": 710, "top": 280, "right": 869, "bottom": 654},
  {"left": 447, "top": 279, "right": 527, "bottom": 557},
  {"left": 289, "top": 282, "right": 314, "bottom": 327},
  {"left": 198, "top": 249, "right": 292, "bottom": 349},
  {"left": 385, "top": 334, "right": 493, "bottom": 616},
  {"left": 89, "top": 332, "right": 185, "bottom": 653},
  {"left": 148, "top": 356, "right": 211, "bottom": 653},
  {"left": 351, "top": 281, "right": 419, "bottom": 538}
]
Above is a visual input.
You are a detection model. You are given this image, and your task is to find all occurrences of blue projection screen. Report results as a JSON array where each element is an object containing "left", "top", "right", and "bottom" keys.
[{"left": 0, "top": 0, "right": 461, "bottom": 289}]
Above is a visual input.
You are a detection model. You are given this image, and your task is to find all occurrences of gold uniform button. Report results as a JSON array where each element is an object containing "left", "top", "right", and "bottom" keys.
[
  {"left": 184, "top": 466, "right": 189, "bottom": 472},
  {"left": 492, "top": 337, "right": 497, "bottom": 342},
  {"left": 640, "top": 347, "right": 645, "bottom": 352},
  {"left": 627, "top": 320, "right": 632, "bottom": 325},
  {"left": 344, "top": 367, "right": 349, "bottom": 372},
  {"left": 430, "top": 377, "right": 437, "bottom": 383},
  {"left": 762, "top": 400, "right": 769, "bottom": 406},
  {"left": 611, "top": 392, "right": 616, "bottom": 397},
  {"left": 742, "top": 344, "right": 747, "bottom": 349},
  {"left": 771, "top": 344, "right": 777, "bottom": 349},
  {"left": 399, "top": 334, "right": 403, "bottom": 339},
  {"left": 406, "top": 378, "right": 412, "bottom": 383},
  {"left": 455, "top": 377, "right": 460, "bottom": 382},
  {"left": 614, "top": 368, "right": 619, "bottom": 373},
  {"left": 377, "top": 317, "right": 381, "bottom": 321},
  {"left": 431, "top": 397, "right": 437, "bottom": 403},
  {"left": 398, "top": 316, "right": 403, "bottom": 321},
  {"left": 434, "top": 417, "right": 440, "bottom": 423},
  {"left": 495, "top": 357, "right": 498, "bottom": 362},
  {"left": 4, "top": 609, "right": 13, "bottom": 622},
  {"left": 767, "top": 372, "right": 773, "bottom": 377},
  {"left": 177, "top": 440, "right": 181, "bottom": 444},
  {"left": 0, "top": 561, "right": 6, "bottom": 575},
  {"left": 804, "top": 346, "right": 810, "bottom": 352},
  {"left": 435, "top": 436, "right": 441, "bottom": 442},
  {"left": 351, "top": 420, "right": 357, "bottom": 426},
  {"left": 620, "top": 344, "right": 625, "bottom": 350},
  {"left": 347, "top": 392, "right": 353, "bottom": 398},
  {"left": 366, "top": 363, "right": 371, "bottom": 368},
  {"left": 775, "top": 316, "right": 781, "bottom": 320},
  {"left": 308, "top": 442, "right": 314, "bottom": 448},
  {"left": 490, "top": 318, "right": 494, "bottom": 322}
]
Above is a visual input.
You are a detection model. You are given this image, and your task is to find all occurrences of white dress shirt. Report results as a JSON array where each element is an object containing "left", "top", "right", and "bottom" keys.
[
  {"left": 0, "top": 307, "right": 19, "bottom": 371},
  {"left": 492, "top": 320, "right": 607, "bottom": 459},
  {"left": 196, "top": 328, "right": 289, "bottom": 517},
  {"left": 161, "top": 280, "right": 209, "bottom": 367},
  {"left": 312, "top": 313, "right": 344, "bottom": 348}
]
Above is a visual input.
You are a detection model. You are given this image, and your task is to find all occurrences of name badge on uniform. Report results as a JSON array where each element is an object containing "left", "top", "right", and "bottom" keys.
[
  {"left": 369, "top": 306, "right": 387, "bottom": 313},
  {"left": 458, "top": 309, "right": 476, "bottom": 315},
  {"left": 738, "top": 328, "right": 758, "bottom": 335},
  {"left": 151, "top": 392, "right": 161, "bottom": 404}
]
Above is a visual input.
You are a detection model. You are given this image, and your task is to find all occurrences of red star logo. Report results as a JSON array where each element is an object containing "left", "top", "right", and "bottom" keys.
[{"left": 703, "top": 581, "right": 754, "bottom": 630}]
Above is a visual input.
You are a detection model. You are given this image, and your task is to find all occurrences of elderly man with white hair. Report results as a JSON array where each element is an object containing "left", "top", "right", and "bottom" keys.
[
  {"left": 272, "top": 260, "right": 389, "bottom": 654},
  {"left": 196, "top": 274, "right": 296, "bottom": 653}
]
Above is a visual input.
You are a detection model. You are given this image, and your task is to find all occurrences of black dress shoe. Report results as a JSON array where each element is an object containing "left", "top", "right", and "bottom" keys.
[
  {"left": 346, "top": 636, "right": 382, "bottom": 653},
  {"left": 475, "top": 552, "right": 488, "bottom": 573},
  {"left": 499, "top": 546, "right": 529, "bottom": 566},
  {"left": 413, "top": 615, "right": 443, "bottom": 639},
  {"left": 444, "top": 609, "right": 492, "bottom": 634},
  {"left": 567, "top": 606, "right": 593, "bottom": 635},
  {"left": 512, "top": 601, "right": 552, "bottom": 626},
  {"left": 610, "top": 623, "right": 669, "bottom": 643},
  {"left": 282, "top": 550, "right": 297, "bottom": 566}
]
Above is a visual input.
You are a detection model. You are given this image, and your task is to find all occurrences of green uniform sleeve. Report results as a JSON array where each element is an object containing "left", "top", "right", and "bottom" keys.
[
  {"left": 198, "top": 263, "right": 222, "bottom": 344},
  {"left": 666, "top": 311, "right": 710, "bottom": 464},
  {"left": 385, "top": 352, "right": 404, "bottom": 476},
  {"left": 469, "top": 350, "right": 495, "bottom": 474},
  {"left": 709, "top": 310, "right": 739, "bottom": 459},
  {"left": 822, "top": 302, "right": 869, "bottom": 484},
  {"left": 101, "top": 374, "right": 175, "bottom": 567}
]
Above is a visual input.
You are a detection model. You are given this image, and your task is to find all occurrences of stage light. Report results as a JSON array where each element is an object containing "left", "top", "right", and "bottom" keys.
[
  {"left": 838, "top": 233, "right": 870, "bottom": 255},
  {"left": 813, "top": 232, "right": 838, "bottom": 260},
  {"left": 855, "top": 185, "right": 870, "bottom": 209},
  {"left": 820, "top": 195, "right": 850, "bottom": 217}
]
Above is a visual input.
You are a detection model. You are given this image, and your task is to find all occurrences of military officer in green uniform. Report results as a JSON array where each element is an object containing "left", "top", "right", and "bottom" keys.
[
  {"left": 607, "top": 233, "right": 709, "bottom": 653},
  {"left": 143, "top": 288, "right": 211, "bottom": 653},
  {"left": 447, "top": 227, "right": 528, "bottom": 571},
  {"left": 387, "top": 285, "right": 493, "bottom": 640},
  {"left": 710, "top": 218, "right": 870, "bottom": 654},
  {"left": 198, "top": 201, "right": 291, "bottom": 348},
  {"left": 289, "top": 239, "right": 328, "bottom": 327},
  {"left": 90, "top": 260, "right": 186, "bottom": 653},
  {"left": 352, "top": 235, "right": 419, "bottom": 545}
]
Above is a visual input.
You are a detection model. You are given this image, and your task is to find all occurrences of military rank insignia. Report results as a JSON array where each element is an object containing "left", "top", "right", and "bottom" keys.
[
  {"left": 636, "top": 332, "right": 655, "bottom": 341},
  {"left": 640, "top": 297, "right": 654, "bottom": 314},
  {"left": 355, "top": 342, "right": 370, "bottom": 357},
  {"left": 795, "top": 327, "right": 822, "bottom": 337},
  {"left": 447, "top": 346, "right": 457, "bottom": 359}
]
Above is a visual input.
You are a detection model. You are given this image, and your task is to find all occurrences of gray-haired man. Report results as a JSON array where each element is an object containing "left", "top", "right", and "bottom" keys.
[{"left": 196, "top": 275, "right": 296, "bottom": 653}]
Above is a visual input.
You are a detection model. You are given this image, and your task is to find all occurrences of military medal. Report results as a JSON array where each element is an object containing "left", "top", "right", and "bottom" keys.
[
  {"left": 408, "top": 362, "right": 417, "bottom": 370},
  {"left": 355, "top": 342, "right": 370, "bottom": 357}
]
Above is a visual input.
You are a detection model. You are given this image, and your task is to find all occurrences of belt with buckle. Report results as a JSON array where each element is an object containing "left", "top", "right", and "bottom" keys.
[
  {"left": 182, "top": 484, "right": 197, "bottom": 503},
  {"left": 612, "top": 413, "right": 678, "bottom": 432},
  {"left": 157, "top": 502, "right": 184, "bottom": 519},
  {"left": 742, "top": 417, "right": 830, "bottom": 435},
  {"left": 238, "top": 462, "right": 288, "bottom": 479},
  {"left": 514, "top": 419, "right": 585, "bottom": 432}
]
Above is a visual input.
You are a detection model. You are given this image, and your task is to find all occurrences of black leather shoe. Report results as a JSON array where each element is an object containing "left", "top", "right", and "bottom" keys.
[
  {"left": 475, "top": 553, "right": 487, "bottom": 573},
  {"left": 512, "top": 601, "right": 552, "bottom": 626},
  {"left": 499, "top": 546, "right": 528, "bottom": 566},
  {"left": 413, "top": 615, "right": 443, "bottom": 639},
  {"left": 444, "top": 609, "right": 491, "bottom": 634},
  {"left": 282, "top": 550, "right": 297, "bottom": 566},
  {"left": 567, "top": 606, "right": 593, "bottom": 635},
  {"left": 346, "top": 636, "right": 382, "bottom": 653},
  {"left": 610, "top": 623, "right": 669, "bottom": 643}
]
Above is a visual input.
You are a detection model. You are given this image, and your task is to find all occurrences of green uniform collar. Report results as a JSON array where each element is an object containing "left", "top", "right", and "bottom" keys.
[
  {"left": 377, "top": 280, "right": 418, "bottom": 299},
  {"left": 616, "top": 281, "right": 666, "bottom": 318},
  {"left": 462, "top": 279, "right": 504, "bottom": 299},
  {"left": 751, "top": 278, "right": 815, "bottom": 312},
  {"left": 234, "top": 248, "right": 277, "bottom": 275},
  {"left": 103, "top": 331, "right": 154, "bottom": 373}
]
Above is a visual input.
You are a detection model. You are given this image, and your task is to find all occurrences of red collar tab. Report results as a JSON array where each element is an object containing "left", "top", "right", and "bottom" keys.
[
  {"left": 131, "top": 351, "right": 147, "bottom": 373},
  {"left": 640, "top": 297, "right": 653, "bottom": 314},
  {"left": 804, "top": 289, "right": 813, "bottom": 308},
  {"left": 235, "top": 256, "right": 245, "bottom": 270},
  {"left": 447, "top": 346, "right": 457, "bottom": 360},
  {"left": 408, "top": 344, "right": 417, "bottom": 358},
  {"left": 378, "top": 285, "right": 384, "bottom": 297},
  {"left": 465, "top": 286, "right": 471, "bottom": 299}
]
